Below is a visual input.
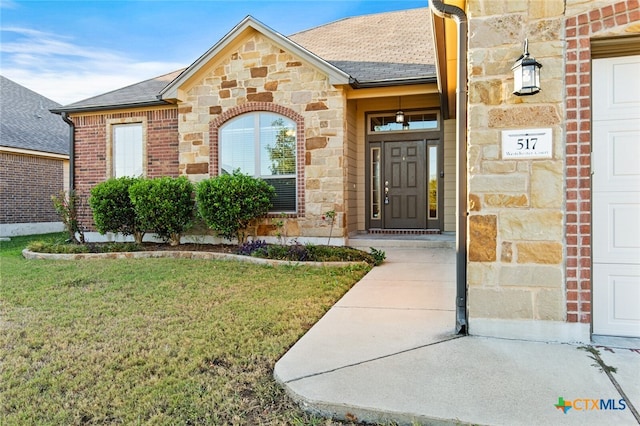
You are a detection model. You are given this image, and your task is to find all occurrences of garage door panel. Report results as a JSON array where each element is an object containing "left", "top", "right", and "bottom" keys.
[
  {"left": 592, "top": 121, "right": 640, "bottom": 193},
  {"left": 593, "top": 264, "right": 640, "bottom": 337},
  {"left": 593, "top": 193, "right": 640, "bottom": 264},
  {"left": 593, "top": 56, "right": 640, "bottom": 121},
  {"left": 593, "top": 55, "right": 640, "bottom": 338}
]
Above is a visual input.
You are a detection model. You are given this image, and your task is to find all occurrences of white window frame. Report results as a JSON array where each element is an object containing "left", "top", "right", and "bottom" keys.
[{"left": 106, "top": 118, "right": 147, "bottom": 178}]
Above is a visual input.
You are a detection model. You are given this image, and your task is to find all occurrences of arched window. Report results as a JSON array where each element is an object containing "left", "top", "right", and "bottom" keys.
[{"left": 219, "top": 112, "right": 297, "bottom": 212}]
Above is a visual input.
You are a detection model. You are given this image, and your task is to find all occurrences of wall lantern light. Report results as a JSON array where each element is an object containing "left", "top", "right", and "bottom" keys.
[
  {"left": 512, "top": 39, "right": 542, "bottom": 96},
  {"left": 395, "top": 97, "right": 404, "bottom": 123}
]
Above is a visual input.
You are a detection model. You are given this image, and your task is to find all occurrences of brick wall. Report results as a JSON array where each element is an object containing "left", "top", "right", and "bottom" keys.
[
  {"left": 564, "top": 0, "right": 640, "bottom": 323},
  {"left": 0, "top": 153, "right": 64, "bottom": 224},
  {"left": 71, "top": 107, "right": 179, "bottom": 231}
]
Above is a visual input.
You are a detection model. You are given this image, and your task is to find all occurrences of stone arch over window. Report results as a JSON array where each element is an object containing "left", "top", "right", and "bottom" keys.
[{"left": 210, "top": 102, "right": 306, "bottom": 216}]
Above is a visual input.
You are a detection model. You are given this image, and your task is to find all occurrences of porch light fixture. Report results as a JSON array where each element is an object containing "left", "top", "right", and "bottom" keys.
[
  {"left": 395, "top": 97, "right": 404, "bottom": 123},
  {"left": 511, "top": 39, "right": 542, "bottom": 96}
]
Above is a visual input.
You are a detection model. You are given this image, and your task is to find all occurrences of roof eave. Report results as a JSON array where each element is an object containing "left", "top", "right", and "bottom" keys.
[
  {"left": 350, "top": 76, "right": 438, "bottom": 89},
  {"left": 50, "top": 99, "right": 172, "bottom": 115}
]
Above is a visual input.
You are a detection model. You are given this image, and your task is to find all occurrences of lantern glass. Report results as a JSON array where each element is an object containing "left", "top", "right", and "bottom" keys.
[{"left": 512, "top": 41, "right": 542, "bottom": 96}]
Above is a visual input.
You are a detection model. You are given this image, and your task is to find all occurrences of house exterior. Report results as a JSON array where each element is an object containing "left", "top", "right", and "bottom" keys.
[
  {"left": 430, "top": 0, "right": 639, "bottom": 342},
  {"left": 54, "top": 3, "right": 639, "bottom": 343},
  {"left": 53, "top": 8, "right": 454, "bottom": 243},
  {"left": 1, "top": 76, "right": 70, "bottom": 237}
]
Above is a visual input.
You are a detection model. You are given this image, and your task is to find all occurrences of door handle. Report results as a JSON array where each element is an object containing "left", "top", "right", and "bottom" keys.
[{"left": 384, "top": 181, "right": 389, "bottom": 204}]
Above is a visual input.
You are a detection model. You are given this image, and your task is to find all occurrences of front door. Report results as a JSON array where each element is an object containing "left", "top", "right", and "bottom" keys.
[
  {"left": 592, "top": 55, "right": 640, "bottom": 338},
  {"left": 384, "top": 140, "right": 426, "bottom": 228}
]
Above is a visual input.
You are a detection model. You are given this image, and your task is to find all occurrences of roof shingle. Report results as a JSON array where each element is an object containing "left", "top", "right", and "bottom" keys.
[
  {"left": 57, "top": 7, "right": 435, "bottom": 112},
  {"left": 289, "top": 7, "right": 435, "bottom": 83},
  {"left": 1, "top": 75, "right": 69, "bottom": 155}
]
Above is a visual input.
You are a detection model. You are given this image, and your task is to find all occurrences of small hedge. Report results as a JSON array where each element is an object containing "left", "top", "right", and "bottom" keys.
[
  {"left": 89, "top": 177, "right": 144, "bottom": 243},
  {"left": 196, "top": 170, "right": 275, "bottom": 243},
  {"left": 129, "top": 176, "right": 195, "bottom": 246}
]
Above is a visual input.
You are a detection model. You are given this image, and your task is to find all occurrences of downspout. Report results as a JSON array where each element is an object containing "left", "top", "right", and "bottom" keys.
[
  {"left": 61, "top": 112, "right": 75, "bottom": 191},
  {"left": 430, "top": 0, "right": 468, "bottom": 334}
]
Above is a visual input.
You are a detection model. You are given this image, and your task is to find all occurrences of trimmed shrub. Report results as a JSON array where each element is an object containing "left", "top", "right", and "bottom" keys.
[
  {"left": 196, "top": 170, "right": 275, "bottom": 243},
  {"left": 128, "top": 176, "right": 195, "bottom": 246},
  {"left": 89, "top": 177, "right": 144, "bottom": 243}
]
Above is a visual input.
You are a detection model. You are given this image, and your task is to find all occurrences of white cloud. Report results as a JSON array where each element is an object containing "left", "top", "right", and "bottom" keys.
[{"left": 0, "top": 27, "right": 184, "bottom": 105}]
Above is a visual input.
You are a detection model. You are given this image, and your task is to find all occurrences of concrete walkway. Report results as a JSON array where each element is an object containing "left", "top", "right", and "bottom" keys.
[{"left": 274, "top": 243, "right": 640, "bottom": 425}]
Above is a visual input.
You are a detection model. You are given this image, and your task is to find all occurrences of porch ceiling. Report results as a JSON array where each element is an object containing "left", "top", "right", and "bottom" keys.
[{"left": 345, "top": 83, "right": 439, "bottom": 100}]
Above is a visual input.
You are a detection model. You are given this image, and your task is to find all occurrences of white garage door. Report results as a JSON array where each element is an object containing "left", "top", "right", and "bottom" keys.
[{"left": 592, "top": 55, "right": 640, "bottom": 338}]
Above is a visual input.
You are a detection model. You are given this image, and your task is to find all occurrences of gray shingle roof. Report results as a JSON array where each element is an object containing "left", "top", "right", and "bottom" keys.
[
  {"left": 0, "top": 75, "right": 69, "bottom": 155},
  {"left": 289, "top": 7, "right": 435, "bottom": 84},
  {"left": 56, "top": 7, "right": 435, "bottom": 112},
  {"left": 55, "top": 69, "right": 184, "bottom": 113}
]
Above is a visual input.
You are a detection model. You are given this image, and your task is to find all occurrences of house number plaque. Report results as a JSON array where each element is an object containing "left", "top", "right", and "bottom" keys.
[{"left": 501, "top": 128, "right": 552, "bottom": 159}]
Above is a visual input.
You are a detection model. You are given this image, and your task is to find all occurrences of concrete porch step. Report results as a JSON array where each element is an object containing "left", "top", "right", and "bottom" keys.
[{"left": 347, "top": 232, "right": 455, "bottom": 249}]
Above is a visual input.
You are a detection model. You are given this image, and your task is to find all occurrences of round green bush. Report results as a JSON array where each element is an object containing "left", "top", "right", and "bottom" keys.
[
  {"left": 129, "top": 176, "right": 195, "bottom": 245},
  {"left": 196, "top": 170, "right": 275, "bottom": 243},
  {"left": 89, "top": 177, "right": 144, "bottom": 242}
]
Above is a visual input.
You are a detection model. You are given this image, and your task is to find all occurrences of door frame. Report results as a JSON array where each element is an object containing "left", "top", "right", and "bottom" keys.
[{"left": 364, "top": 116, "right": 443, "bottom": 231}]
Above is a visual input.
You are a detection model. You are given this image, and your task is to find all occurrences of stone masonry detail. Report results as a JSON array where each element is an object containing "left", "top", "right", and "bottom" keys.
[
  {"left": 466, "top": 1, "right": 565, "bottom": 322},
  {"left": 177, "top": 32, "right": 346, "bottom": 238}
]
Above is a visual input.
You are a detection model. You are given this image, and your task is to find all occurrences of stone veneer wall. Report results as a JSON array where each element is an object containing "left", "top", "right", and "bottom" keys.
[
  {"left": 177, "top": 32, "right": 345, "bottom": 238},
  {"left": 466, "top": 0, "right": 639, "bottom": 332},
  {"left": 466, "top": 1, "right": 566, "bottom": 323},
  {"left": 564, "top": 0, "right": 640, "bottom": 323}
]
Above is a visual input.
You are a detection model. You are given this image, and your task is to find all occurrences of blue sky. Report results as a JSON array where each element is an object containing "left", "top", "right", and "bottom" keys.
[{"left": 0, "top": 0, "right": 428, "bottom": 104}]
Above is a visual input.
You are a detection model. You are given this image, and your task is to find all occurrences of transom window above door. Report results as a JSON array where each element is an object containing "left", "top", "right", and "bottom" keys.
[
  {"left": 368, "top": 111, "right": 440, "bottom": 133},
  {"left": 219, "top": 112, "right": 297, "bottom": 212}
]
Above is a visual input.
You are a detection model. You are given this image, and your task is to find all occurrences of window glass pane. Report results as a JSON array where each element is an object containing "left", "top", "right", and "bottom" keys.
[
  {"left": 266, "top": 177, "right": 296, "bottom": 211},
  {"left": 220, "top": 112, "right": 297, "bottom": 212},
  {"left": 220, "top": 114, "right": 255, "bottom": 175},
  {"left": 371, "top": 148, "right": 381, "bottom": 219},
  {"left": 428, "top": 145, "right": 438, "bottom": 219},
  {"left": 406, "top": 112, "right": 439, "bottom": 131},
  {"left": 260, "top": 114, "right": 296, "bottom": 177},
  {"left": 113, "top": 124, "right": 142, "bottom": 177},
  {"left": 369, "top": 111, "right": 439, "bottom": 133}
]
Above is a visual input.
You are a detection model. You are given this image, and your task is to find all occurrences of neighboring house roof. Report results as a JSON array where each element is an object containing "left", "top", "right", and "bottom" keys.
[
  {"left": 55, "top": 7, "right": 436, "bottom": 113},
  {"left": 0, "top": 75, "right": 69, "bottom": 156}
]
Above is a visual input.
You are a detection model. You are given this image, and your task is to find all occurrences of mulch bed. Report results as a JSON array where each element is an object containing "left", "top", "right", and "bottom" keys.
[{"left": 85, "top": 242, "right": 239, "bottom": 254}]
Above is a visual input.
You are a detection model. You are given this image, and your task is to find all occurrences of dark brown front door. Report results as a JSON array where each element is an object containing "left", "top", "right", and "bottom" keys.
[{"left": 383, "top": 140, "right": 426, "bottom": 229}]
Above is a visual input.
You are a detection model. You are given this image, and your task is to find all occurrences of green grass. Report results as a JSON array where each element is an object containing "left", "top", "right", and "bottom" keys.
[{"left": 0, "top": 234, "right": 371, "bottom": 425}]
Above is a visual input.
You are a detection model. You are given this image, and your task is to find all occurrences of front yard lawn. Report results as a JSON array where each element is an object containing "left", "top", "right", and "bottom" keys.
[{"left": 0, "top": 234, "right": 370, "bottom": 425}]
